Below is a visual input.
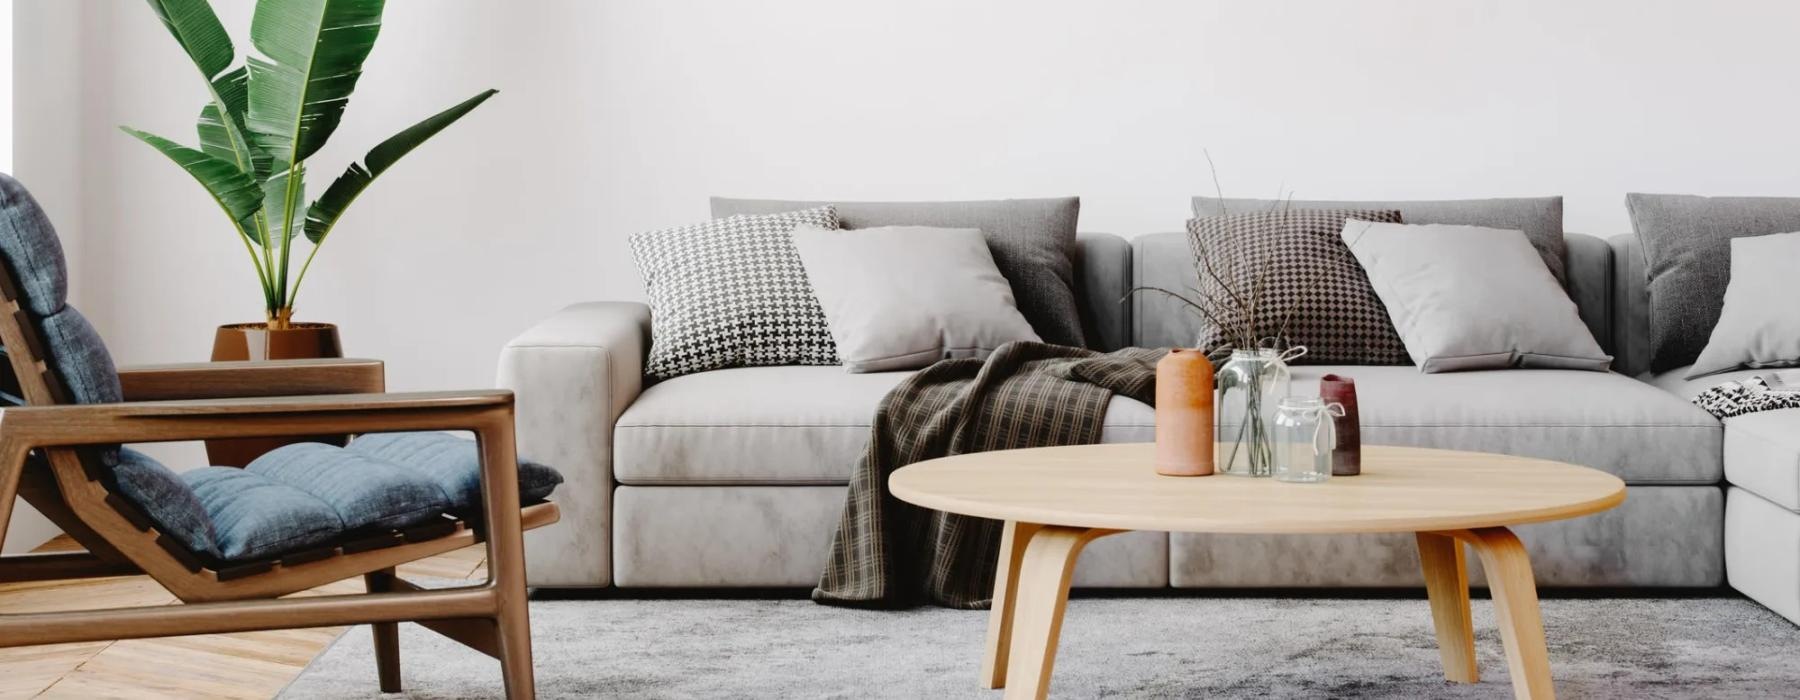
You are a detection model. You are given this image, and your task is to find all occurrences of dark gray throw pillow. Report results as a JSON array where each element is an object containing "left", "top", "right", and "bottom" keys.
[
  {"left": 1625, "top": 193, "right": 1800, "bottom": 373},
  {"left": 1193, "top": 196, "right": 1567, "bottom": 286},
  {"left": 1187, "top": 209, "right": 1407, "bottom": 365},
  {"left": 711, "top": 197, "right": 1086, "bottom": 348}
]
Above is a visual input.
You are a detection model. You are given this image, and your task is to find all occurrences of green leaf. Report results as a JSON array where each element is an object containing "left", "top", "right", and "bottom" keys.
[
  {"left": 262, "top": 167, "right": 305, "bottom": 250},
  {"left": 245, "top": 0, "right": 386, "bottom": 166},
  {"left": 120, "top": 127, "right": 264, "bottom": 221},
  {"left": 144, "top": 0, "right": 265, "bottom": 178},
  {"left": 197, "top": 66, "right": 269, "bottom": 173},
  {"left": 144, "top": 0, "right": 234, "bottom": 78},
  {"left": 304, "top": 89, "right": 496, "bottom": 243}
]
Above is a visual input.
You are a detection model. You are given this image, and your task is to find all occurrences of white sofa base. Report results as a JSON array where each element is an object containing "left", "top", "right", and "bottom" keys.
[
  {"left": 1726, "top": 487, "right": 1800, "bottom": 624},
  {"left": 1174, "top": 485, "right": 1720, "bottom": 587},
  {"left": 611, "top": 485, "right": 1718, "bottom": 590},
  {"left": 612, "top": 485, "right": 1167, "bottom": 588}
]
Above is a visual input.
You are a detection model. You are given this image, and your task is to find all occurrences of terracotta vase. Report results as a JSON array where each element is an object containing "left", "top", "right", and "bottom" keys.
[
  {"left": 1320, "top": 373, "right": 1361, "bottom": 476},
  {"left": 206, "top": 322, "right": 345, "bottom": 467},
  {"left": 1154, "top": 349, "right": 1215, "bottom": 476}
]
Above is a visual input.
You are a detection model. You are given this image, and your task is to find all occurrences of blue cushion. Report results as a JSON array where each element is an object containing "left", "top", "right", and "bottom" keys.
[
  {"left": 38, "top": 306, "right": 121, "bottom": 406},
  {"left": 184, "top": 467, "right": 344, "bottom": 561},
  {"left": 112, "top": 448, "right": 220, "bottom": 559},
  {"left": 348, "top": 432, "right": 564, "bottom": 510},
  {"left": 0, "top": 174, "right": 69, "bottom": 316},
  {"left": 246, "top": 443, "right": 450, "bottom": 530},
  {"left": 109, "top": 436, "right": 563, "bottom": 563}
]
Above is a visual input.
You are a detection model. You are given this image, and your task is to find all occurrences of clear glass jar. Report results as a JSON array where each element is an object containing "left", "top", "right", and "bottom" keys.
[
  {"left": 1214, "top": 348, "right": 1292, "bottom": 477},
  {"left": 1273, "top": 397, "right": 1340, "bottom": 484}
]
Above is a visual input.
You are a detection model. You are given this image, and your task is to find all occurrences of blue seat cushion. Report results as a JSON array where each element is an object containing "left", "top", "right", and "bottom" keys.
[
  {"left": 347, "top": 432, "right": 564, "bottom": 511},
  {"left": 110, "top": 433, "right": 563, "bottom": 563},
  {"left": 185, "top": 466, "right": 344, "bottom": 561},
  {"left": 246, "top": 442, "right": 449, "bottom": 530}
]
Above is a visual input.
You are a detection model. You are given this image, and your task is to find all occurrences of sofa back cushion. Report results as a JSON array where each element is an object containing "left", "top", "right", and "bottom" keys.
[
  {"left": 1193, "top": 196, "right": 1567, "bottom": 286},
  {"left": 1074, "top": 234, "right": 1131, "bottom": 351},
  {"left": 1624, "top": 193, "right": 1800, "bottom": 373},
  {"left": 1132, "top": 231, "right": 1617, "bottom": 352},
  {"left": 1609, "top": 233, "right": 1654, "bottom": 376},
  {"left": 711, "top": 197, "right": 1086, "bottom": 348}
]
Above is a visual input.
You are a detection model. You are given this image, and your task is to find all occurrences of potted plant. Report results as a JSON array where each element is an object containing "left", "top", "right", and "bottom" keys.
[{"left": 124, "top": 0, "right": 494, "bottom": 462}]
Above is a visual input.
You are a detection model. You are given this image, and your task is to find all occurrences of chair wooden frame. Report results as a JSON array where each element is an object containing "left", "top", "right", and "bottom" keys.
[{"left": 0, "top": 269, "right": 558, "bottom": 697}]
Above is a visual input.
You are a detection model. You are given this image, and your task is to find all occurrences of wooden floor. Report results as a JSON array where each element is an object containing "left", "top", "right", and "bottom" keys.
[{"left": 0, "top": 536, "right": 488, "bottom": 699}]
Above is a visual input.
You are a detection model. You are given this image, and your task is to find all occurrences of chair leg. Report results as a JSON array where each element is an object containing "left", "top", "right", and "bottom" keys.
[
  {"left": 495, "top": 588, "right": 535, "bottom": 699},
  {"left": 364, "top": 568, "right": 403, "bottom": 693},
  {"left": 479, "top": 417, "right": 537, "bottom": 698}
]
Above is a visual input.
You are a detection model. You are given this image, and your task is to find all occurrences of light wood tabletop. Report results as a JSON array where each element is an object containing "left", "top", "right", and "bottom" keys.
[
  {"left": 891, "top": 442, "right": 1626, "bottom": 535},
  {"left": 888, "top": 442, "right": 1627, "bottom": 700}
]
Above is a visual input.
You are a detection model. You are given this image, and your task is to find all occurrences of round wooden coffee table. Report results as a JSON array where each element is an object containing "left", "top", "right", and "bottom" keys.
[{"left": 889, "top": 442, "right": 1626, "bottom": 700}]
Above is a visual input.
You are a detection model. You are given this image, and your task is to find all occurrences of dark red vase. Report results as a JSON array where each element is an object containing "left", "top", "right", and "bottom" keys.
[{"left": 1320, "top": 373, "right": 1360, "bottom": 476}]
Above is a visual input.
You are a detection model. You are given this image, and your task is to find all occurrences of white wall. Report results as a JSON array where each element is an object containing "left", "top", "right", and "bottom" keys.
[{"left": 8, "top": 1, "right": 1800, "bottom": 470}]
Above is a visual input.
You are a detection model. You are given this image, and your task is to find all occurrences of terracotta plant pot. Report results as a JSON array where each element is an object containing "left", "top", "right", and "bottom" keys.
[
  {"left": 206, "top": 322, "right": 346, "bottom": 467},
  {"left": 1154, "top": 348, "right": 1216, "bottom": 476}
]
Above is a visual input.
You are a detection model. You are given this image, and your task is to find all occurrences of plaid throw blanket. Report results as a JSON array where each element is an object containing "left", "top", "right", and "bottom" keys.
[{"left": 813, "top": 341, "right": 1165, "bottom": 609}]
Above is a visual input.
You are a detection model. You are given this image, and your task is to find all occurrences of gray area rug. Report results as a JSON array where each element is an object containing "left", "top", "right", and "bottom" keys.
[{"left": 282, "top": 596, "right": 1799, "bottom": 698}]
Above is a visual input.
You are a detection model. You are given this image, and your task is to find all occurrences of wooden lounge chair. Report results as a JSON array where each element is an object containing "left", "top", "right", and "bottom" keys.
[{"left": 0, "top": 177, "right": 558, "bottom": 697}]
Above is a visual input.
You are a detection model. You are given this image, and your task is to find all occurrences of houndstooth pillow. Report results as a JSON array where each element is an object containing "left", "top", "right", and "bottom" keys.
[
  {"left": 630, "top": 206, "right": 841, "bottom": 379},
  {"left": 1187, "top": 209, "right": 1408, "bottom": 365}
]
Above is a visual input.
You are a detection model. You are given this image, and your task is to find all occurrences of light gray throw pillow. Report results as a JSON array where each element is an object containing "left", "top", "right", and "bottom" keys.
[
  {"left": 1687, "top": 231, "right": 1800, "bottom": 378},
  {"left": 1343, "top": 221, "right": 1610, "bottom": 373},
  {"left": 712, "top": 197, "right": 1085, "bottom": 348},
  {"left": 1194, "top": 195, "right": 1567, "bottom": 286},
  {"left": 791, "top": 224, "right": 1039, "bottom": 372},
  {"left": 1625, "top": 193, "right": 1800, "bottom": 373}
]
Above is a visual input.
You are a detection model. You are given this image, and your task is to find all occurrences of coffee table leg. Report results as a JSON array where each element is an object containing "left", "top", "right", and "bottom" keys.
[
  {"left": 983, "top": 520, "right": 1043, "bottom": 689},
  {"left": 1000, "top": 525, "right": 1113, "bottom": 700},
  {"left": 1416, "top": 532, "right": 1479, "bottom": 683},
  {"left": 1463, "top": 527, "right": 1556, "bottom": 700}
]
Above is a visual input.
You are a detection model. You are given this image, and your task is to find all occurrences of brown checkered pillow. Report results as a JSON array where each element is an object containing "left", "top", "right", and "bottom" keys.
[{"left": 1187, "top": 209, "right": 1408, "bottom": 365}]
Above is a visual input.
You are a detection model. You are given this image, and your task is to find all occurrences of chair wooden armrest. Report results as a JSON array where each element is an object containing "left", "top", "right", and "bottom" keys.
[
  {"left": 117, "top": 358, "right": 385, "bottom": 401},
  {"left": 0, "top": 390, "right": 513, "bottom": 447}
]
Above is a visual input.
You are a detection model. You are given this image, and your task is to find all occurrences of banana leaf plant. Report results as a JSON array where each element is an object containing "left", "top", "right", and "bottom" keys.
[{"left": 123, "top": 0, "right": 496, "bottom": 328}]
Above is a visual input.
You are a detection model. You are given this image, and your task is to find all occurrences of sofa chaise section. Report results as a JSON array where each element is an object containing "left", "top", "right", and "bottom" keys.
[{"left": 1650, "top": 366, "right": 1800, "bottom": 622}]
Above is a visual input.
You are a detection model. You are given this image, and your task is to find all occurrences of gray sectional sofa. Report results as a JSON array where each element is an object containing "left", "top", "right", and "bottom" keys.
[{"left": 499, "top": 223, "right": 1798, "bottom": 624}]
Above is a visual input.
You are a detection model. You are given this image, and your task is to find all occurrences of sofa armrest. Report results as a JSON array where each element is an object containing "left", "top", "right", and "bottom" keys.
[{"left": 497, "top": 302, "right": 650, "bottom": 586}]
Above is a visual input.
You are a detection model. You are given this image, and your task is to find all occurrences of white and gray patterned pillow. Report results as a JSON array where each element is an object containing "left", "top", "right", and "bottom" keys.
[
  {"left": 1187, "top": 209, "right": 1408, "bottom": 364},
  {"left": 630, "top": 206, "right": 841, "bottom": 379}
]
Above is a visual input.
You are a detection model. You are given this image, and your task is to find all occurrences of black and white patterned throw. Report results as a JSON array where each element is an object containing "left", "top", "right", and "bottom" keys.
[
  {"left": 1692, "top": 375, "right": 1800, "bottom": 419},
  {"left": 630, "top": 206, "right": 841, "bottom": 379}
]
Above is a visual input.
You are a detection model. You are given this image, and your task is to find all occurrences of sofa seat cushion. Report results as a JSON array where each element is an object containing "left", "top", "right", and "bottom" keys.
[
  {"left": 1291, "top": 366, "right": 1720, "bottom": 484},
  {"left": 1645, "top": 365, "right": 1766, "bottom": 401},
  {"left": 614, "top": 366, "right": 1157, "bottom": 484},
  {"left": 111, "top": 433, "right": 564, "bottom": 563}
]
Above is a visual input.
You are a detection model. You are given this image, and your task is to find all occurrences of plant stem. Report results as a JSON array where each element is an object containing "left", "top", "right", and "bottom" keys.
[{"left": 276, "top": 162, "right": 304, "bottom": 311}]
